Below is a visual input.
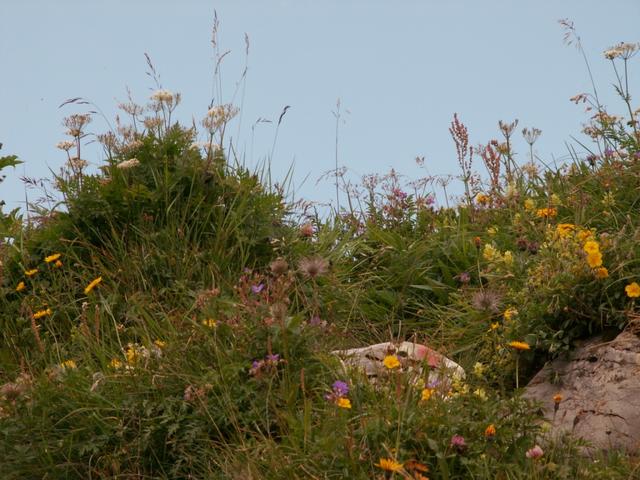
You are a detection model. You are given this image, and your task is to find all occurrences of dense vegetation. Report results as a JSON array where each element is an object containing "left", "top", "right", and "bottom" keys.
[{"left": 1, "top": 41, "right": 639, "bottom": 479}]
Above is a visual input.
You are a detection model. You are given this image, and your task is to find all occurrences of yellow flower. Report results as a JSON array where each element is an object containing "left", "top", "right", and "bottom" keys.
[
  {"left": 421, "top": 388, "right": 433, "bottom": 401},
  {"left": 556, "top": 223, "right": 575, "bottom": 238},
  {"left": 487, "top": 226, "right": 497, "bottom": 235},
  {"left": 583, "top": 240, "right": 600, "bottom": 254},
  {"left": 33, "top": 308, "right": 52, "bottom": 320},
  {"left": 375, "top": 458, "right": 403, "bottom": 472},
  {"left": 503, "top": 307, "right": 518, "bottom": 321},
  {"left": 483, "top": 244, "right": 499, "bottom": 261},
  {"left": 336, "top": 397, "right": 352, "bottom": 409},
  {"left": 44, "top": 253, "right": 62, "bottom": 263},
  {"left": 383, "top": 355, "right": 401, "bottom": 370},
  {"left": 202, "top": 318, "right": 217, "bottom": 328},
  {"left": 595, "top": 267, "right": 609, "bottom": 279},
  {"left": 535, "top": 207, "right": 557, "bottom": 218},
  {"left": 508, "top": 341, "right": 530, "bottom": 351},
  {"left": 474, "top": 388, "right": 488, "bottom": 401},
  {"left": 484, "top": 424, "right": 496, "bottom": 438},
  {"left": 25, "top": 268, "right": 38, "bottom": 277},
  {"left": 110, "top": 358, "right": 123, "bottom": 369},
  {"left": 502, "top": 250, "right": 513, "bottom": 265},
  {"left": 54, "top": 260, "right": 63, "bottom": 268},
  {"left": 586, "top": 251, "right": 603, "bottom": 268},
  {"left": 60, "top": 360, "right": 77, "bottom": 370},
  {"left": 154, "top": 339, "right": 166, "bottom": 349},
  {"left": 84, "top": 276, "right": 103, "bottom": 294},
  {"left": 524, "top": 198, "right": 535, "bottom": 211},
  {"left": 473, "top": 362, "right": 485, "bottom": 377},
  {"left": 476, "top": 193, "right": 490, "bottom": 205},
  {"left": 577, "top": 229, "right": 594, "bottom": 243},
  {"left": 16, "top": 281, "right": 26, "bottom": 292},
  {"left": 490, "top": 322, "right": 500, "bottom": 330},
  {"left": 125, "top": 345, "right": 139, "bottom": 365},
  {"left": 625, "top": 282, "right": 640, "bottom": 298}
]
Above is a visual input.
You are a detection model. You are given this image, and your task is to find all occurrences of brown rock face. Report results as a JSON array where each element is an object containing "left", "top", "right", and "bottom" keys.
[{"left": 523, "top": 331, "right": 640, "bottom": 452}]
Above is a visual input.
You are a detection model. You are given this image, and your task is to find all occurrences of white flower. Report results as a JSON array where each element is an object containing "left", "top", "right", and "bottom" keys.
[
  {"left": 56, "top": 140, "right": 75, "bottom": 151},
  {"left": 150, "top": 89, "right": 174, "bottom": 103},
  {"left": 116, "top": 158, "right": 141, "bottom": 170}
]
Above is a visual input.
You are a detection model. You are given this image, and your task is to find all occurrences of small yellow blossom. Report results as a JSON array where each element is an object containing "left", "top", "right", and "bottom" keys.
[
  {"left": 16, "top": 281, "right": 26, "bottom": 292},
  {"left": 84, "top": 276, "right": 103, "bottom": 294},
  {"left": 125, "top": 345, "right": 139, "bottom": 365},
  {"left": 487, "top": 226, "right": 497, "bottom": 235},
  {"left": 583, "top": 240, "right": 600, "bottom": 254},
  {"left": 154, "top": 340, "right": 166, "bottom": 349},
  {"left": 476, "top": 193, "right": 490, "bottom": 205},
  {"left": 54, "top": 260, "right": 63, "bottom": 268},
  {"left": 60, "top": 360, "right": 77, "bottom": 370},
  {"left": 483, "top": 244, "right": 499, "bottom": 261},
  {"left": 550, "top": 194, "right": 561, "bottom": 205},
  {"left": 474, "top": 388, "right": 488, "bottom": 401},
  {"left": 484, "top": 424, "right": 496, "bottom": 438},
  {"left": 625, "top": 282, "right": 640, "bottom": 298},
  {"left": 110, "top": 358, "right": 123, "bottom": 369},
  {"left": 473, "top": 362, "right": 485, "bottom": 377},
  {"left": 375, "top": 458, "right": 403, "bottom": 472},
  {"left": 490, "top": 322, "right": 500, "bottom": 330},
  {"left": 33, "top": 308, "right": 52, "bottom": 320},
  {"left": 577, "top": 229, "right": 594, "bottom": 243},
  {"left": 25, "top": 268, "right": 38, "bottom": 277},
  {"left": 383, "top": 355, "right": 401, "bottom": 370},
  {"left": 502, "top": 250, "right": 513, "bottom": 265},
  {"left": 586, "top": 251, "right": 603, "bottom": 268},
  {"left": 421, "top": 388, "right": 433, "bottom": 401},
  {"left": 202, "top": 318, "right": 217, "bottom": 328},
  {"left": 504, "top": 307, "right": 518, "bottom": 321},
  {"left": 524, "top": 198, "right": 535, "bottom": 211},
  {"left": 44, "top": 253, "right": 62, "bottom": 263},
  {"left": 508, "top": 341, "right": 530, "bottom": 351},
  {"left": 595, "top": 267, "right": 609, "bottom": 279},
  {"left": 556, "top": 223, "right": 575, "bottom": 238},
  {"left": 336, "top": 397, "right": 352, "bottom": 409},
  {"left": 535, "top": 207, "right": 557, "bottom": 219}
]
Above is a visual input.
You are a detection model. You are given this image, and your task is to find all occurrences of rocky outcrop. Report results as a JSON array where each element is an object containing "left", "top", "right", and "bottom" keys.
[
  {"left": 524, "top": 331, "right": 640, "bottom": 452},
  {"left": 332, "top": 341, "right": 465, "bottom": 384}
]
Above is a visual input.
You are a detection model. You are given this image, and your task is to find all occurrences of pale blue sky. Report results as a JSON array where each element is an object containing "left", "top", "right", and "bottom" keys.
[{"left": 1, "top": 0, "right": 638, "bottom": 213}]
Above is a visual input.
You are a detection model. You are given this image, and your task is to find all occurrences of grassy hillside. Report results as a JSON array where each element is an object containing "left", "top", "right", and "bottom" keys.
[{"left": 1, "top": 44, "right": 640, "bottom": 479}]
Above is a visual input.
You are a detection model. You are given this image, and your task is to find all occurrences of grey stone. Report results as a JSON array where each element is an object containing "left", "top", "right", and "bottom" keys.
[{"left": 523, "top": 331, "right": 640, "bottom": 452}]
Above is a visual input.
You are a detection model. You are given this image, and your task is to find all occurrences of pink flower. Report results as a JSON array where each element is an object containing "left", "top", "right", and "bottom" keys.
[{"left": 526, "top": 445, "right": 544, "bottom": 460}]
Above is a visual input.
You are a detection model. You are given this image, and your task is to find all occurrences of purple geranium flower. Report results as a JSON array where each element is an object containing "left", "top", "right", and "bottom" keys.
[
  {"left": 332, "top": 380, "right": 349, "bottom": 397},
  {"left": 251, "top": 283, "right": 265, "bottom": 294}
]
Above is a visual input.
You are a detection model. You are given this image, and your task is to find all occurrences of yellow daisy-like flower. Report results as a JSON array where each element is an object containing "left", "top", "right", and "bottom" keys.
[
  {"left": 84, "top": 276, "right": 103, "bottom": 294},
  {"left": 556, "top": 223, "right": 575, "bottom": 238},
  {"left": 44, "top": 253, "right": 62, "bottom": 263},
  {"left": 484, "top": 424, "right": 496, "bottom": 438},
  {"left": 375, "top": 458, "right": 403, "bottom": 472},
  {"left": 586, "top": 251, "right": 603, "bottom": 268},
  {"left": 594, "top": 267, "right": 609, "bottom": 279},
  {"left": 421, "top": 388, "right": 433, "bottom": 401},
  {"left": 577, "top": 229, "right": 594, "bottom": 243},
  {"left": 25, "top": 268, "right": 38, "bottom": 277},
  {"left": 336, "top": 397, "right": 352, "bottom": 409},
  {"left": 508, "top": 341, "right": 530, "bottom": 351},
  {"left": 60, "top": 360, "right": 77, "bottom": 370},
  {"left": 202, "top": 318, "right": 217, "bottom": 328},
  {"left": 33, "top": 308, "right": 52, "bottom": 320},
  {"left": 383, "top": 355, "right": 401, "bottom": 370},
  {"left": 583, "top": 240, "right": 600, "bottom": 254},
  {"left": 625, "top": 282, "right": 640, "bottom": 298},
  {"left": 110, "top": 358, "right": 123, "bottom": 369},
  {"left": 503, "top": 307, "right": 518, "bottom": 321},
  {"left": 16, "top": 281, "right": 26, "bottom": 292}
]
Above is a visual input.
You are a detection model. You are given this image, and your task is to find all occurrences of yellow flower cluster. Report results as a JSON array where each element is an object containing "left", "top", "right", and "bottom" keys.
[{"left": 535, "top": 207, "right": 557, "bottom": 219}]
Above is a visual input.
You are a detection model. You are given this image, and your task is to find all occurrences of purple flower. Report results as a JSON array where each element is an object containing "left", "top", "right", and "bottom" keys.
[
  {"left": 526, "top": 445, "right": 544, "bottom": 460},
  {"left": 251, "top": 283, "right": 265, "bottom": 294},
  {"left": 332, "top": 380, "right": 349, "bottom": 397},
  {"left": 249, "top": 360, "right": 264, "bottom": 376},
  {"left": 450, "top": 435, "right": 467, "bottom": 453},
  {"left": 265, "top": 353, "right": 280, "bottom": 363},
  {"left": 604, "top": 148, "right": 614, "bottom": 157}
]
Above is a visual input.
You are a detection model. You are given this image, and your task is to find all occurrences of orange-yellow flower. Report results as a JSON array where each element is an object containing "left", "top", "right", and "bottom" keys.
[
  {"left": 44, "top": 253, "right": 62, "bottom": 263},
  {"left": 556, "top": 223, "right": 575, "bottom": 238},
  {"left": 553, "top": 393, "right": 563, "bottom": 404},
  {"left": 84, "top": 276, "right": 102, "bottom": 294},
  {"left": 625, "top": 282, "right": 640, "bottom": 298},
  {"left": 383, "top": 355, "right": 401, "bottom": 370},
  {"left": 508, "top": 341, "right": 530, "bottom": 351},
  {"left": 60, "top": 360, "right": 77, "bottom": 370},
  {"left": 583, "top": 240, "right": 600, "bottom": 254},
  {"left": 535, "top": 207, "right": 557, "bottom": 218},
  {"left": 16, "top": 281, "right": 26, "bottom": 292},
  {"left": 595, "top": 267, "right": 609, "bottom": 279},
  {"left": 475, "top": 193, "right": 490, "bottom": 205},
  {"left": 336, "top": 397, "right": 352, "bottom": 409},
  {"left": 25, "top": 268, "right": 38, "bottom": 277},
  {"left": 586, "top": 251, "right": 603, "bottom": 268},
  {"left": 375, "top": 458, "right": 403, "bottom": 472},
  {"left": 421, "top": 388, "right": 433, "bottom": 402},
  {"left": 484, "top": 424, "right": 496, "bottom": 438},
  {"left": 54, "top": 260, "right": 63, "bottom": 268},
  {"left": 33, "top": 308, "right": 52, "bottom": 320}
]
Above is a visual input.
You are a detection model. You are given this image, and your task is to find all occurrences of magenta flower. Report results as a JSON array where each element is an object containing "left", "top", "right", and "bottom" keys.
[
  {"left": 526, "top": 445, "right": 544, "bottom": 460},
  {"left": 251, "top": 283, "right": 265, "bottom": 294},
  {"left": 450, "top": 435, "right": 467, "bottom": 453}
]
